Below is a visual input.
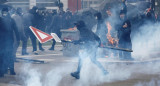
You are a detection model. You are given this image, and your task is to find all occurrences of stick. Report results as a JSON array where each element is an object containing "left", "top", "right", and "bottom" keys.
[
  {"left": 16, "top": 58, "right": 45, "bottom": 63},
  {"left": 101, "top": 46, "right": 133, "bottom": 52}
]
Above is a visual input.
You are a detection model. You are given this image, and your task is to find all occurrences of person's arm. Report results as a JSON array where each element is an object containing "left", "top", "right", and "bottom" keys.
[
  {"left": 12, "top": 19, "right": 20, "bottom": 42},
  {"left": 93, "top": 33, "right": 101, "bottom": 47}
]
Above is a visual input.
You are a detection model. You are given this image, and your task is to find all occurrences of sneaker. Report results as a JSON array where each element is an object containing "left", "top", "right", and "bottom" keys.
[
  {"left": 71, "top": 72, "right": 80, "bottom": 79},
  {"left": 22, "top": 52, "right": 29, "bottom": 55},
  {"left": 49, "top": 48, "right": 54, "bottom": 51},
  {"left": 39, "top": 48, "right": 45, "bottom": 51},
  {"left": 33, "top": 51, "right": 39, "bottom": 55}
]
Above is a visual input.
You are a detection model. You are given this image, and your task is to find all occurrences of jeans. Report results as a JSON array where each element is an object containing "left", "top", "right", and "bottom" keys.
[{"left": 75, "top": 44, "right": 106, "bottom": 74}]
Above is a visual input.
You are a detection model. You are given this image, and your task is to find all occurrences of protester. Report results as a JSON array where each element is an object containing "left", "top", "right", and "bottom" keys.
[
  {"left": 70, "top": 20, "right": 108, "bottom": 79},
  {"left": 118, "top": 10, "right": 133, "bottom": 60},
  {"left": 12, "top": 7, "right": 28, "bottom": 55},
  {"left": 0, "top": 7, "right": 20, "bottom": 76}
]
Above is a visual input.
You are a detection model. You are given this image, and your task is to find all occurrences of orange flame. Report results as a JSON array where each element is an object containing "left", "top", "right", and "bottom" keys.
[
  {"left": 68, "top": 27, "right": 77, "bottom": 30},
  {"left": 106, "top": 22, "right": 118, "bottom": 47},
  {"left": 106, "top": 22, "right": 114, "bottom": 45}
]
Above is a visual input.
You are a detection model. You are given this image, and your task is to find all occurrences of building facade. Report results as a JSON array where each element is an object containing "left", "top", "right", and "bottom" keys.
[
  {"left": 5, "top": 0, "right": 57, "bottom": 9},
  {"left": 81, "top": 0, "right": 103, "bottom": 9}
]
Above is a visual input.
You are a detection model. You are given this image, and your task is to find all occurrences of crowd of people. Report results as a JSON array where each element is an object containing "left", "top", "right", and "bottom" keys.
[{"left": 0, "top": 0, "right": 158, "bottom": 78}]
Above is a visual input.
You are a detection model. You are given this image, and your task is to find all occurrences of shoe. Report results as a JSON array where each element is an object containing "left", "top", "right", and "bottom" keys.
[
  {"left": 49, "top": 47, "right": 54, "bottom": 51},
  {"left": 22, "top": 52, "right": 29, "bottom": 55},
  {"left": 10, "top": 71, "right": 16, "bottom": 75},
  {"left": 71, "top": 72, "right": 80, "bottom": 79},
  {"left": 33, "top": 51, "right": 39, "bottom": 55},
  {"left": 39, "top": 48, "right": 45, "bottom": 51}
]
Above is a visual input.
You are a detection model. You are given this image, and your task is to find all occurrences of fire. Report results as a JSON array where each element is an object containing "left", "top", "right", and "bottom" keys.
[
  {"left": 68, "top": 27, "right": 77, "bottom": 30},
  {"left": 106, "top": 22, "right": 118, "bottom": 47}
]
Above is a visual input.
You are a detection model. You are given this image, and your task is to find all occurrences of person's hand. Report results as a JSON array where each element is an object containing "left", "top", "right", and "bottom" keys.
[{"left": 123, "top": 23, "right": 127, "bottom": 28}]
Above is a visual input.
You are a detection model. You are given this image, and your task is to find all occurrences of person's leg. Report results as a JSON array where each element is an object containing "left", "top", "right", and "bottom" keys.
[
  {"left": 0, "top": 53, "right": 4, "bottom": 77},
  {"left": 13, "top": 39, "right": 20, "bottom": 60},
  {"left": 124, "top": 42, "right": 133, "bottom": 60},
  {"left": 39, "top": 42, "right": 44, "bottom": 51},
  {"left": 119, "top": 43, "right": 125, "bottom": 60},
  {"left": 90, "top": 48, "right": 108, "bottom": 75},
  {"left": 3, "top": 51, "right": 10, "bottom": 74},
  {"left": 49, "top": 39, "right": 56, "bottom": 50},
  {"left": 30, "top": 35, "right": 37, "bottom": 52},
  {"left": 76, "top": 57, "right": 83, "bottom": 74},
  {"left": 9, "top": 50, "right": 16, "bottom": 75},
  {"left": 22, "top": 36, "right": 29, "bottom": 55},
  {"left": 71, "top": 56, "right": 82, "bottom": 79}
]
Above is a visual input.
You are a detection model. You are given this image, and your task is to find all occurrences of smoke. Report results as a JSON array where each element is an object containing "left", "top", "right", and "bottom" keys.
[
  {"left": 16, "top": 2, "right": 160, "bottom": 86},
  {"left": 134, "top": 78, "right": 160, "bottom": 86},
  {"left": 132, "top": 23, "right": 160, "bottom": 59}
]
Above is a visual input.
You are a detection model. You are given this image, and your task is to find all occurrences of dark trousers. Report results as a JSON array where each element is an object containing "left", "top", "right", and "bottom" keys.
[
  {"left": 50, "top": 39, "right": 56, "bottom": 49},
  {"left": 29, "top": 27, "right": 44, "bottom": 51},
  {"left": 2, "top": 49, "right": 15, "bottom": 74},
  {"left": 119, "top": 41, "right": 132, "bottom": 59},
  {"left": 30, "top": 33, "right": 37, "bottom": 51},
  {"left": 14, "top": 34, "right": 28, "bottom": 55},
  {"left": 0, "top": 52, "right": 4, "bottom": 76}
]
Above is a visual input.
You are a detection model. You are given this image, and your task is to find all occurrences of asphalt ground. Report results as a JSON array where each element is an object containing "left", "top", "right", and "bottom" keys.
[{"left": 0, "top": 44, "right": 160, "bottom": 86}]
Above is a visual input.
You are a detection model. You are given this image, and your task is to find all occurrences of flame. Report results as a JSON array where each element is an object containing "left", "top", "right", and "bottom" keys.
[
  {"left": 68, "top": 27, "right": 77, "bottom": 30},
  {"left": 106, "top": 22, "right": 118, "bottom": 47},
  {"left": 106, "top": 22, "right": 114, "bottom": 45}
]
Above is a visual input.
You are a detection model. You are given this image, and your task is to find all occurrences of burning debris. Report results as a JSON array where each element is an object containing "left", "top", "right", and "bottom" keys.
[{"left": 106, "top": 22, "right": 118, "bottom": 47}]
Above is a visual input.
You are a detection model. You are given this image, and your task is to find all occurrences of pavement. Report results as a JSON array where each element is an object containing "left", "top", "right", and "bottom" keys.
[{"left": 0, "top": 44, "right": 160, "bottom": 86}]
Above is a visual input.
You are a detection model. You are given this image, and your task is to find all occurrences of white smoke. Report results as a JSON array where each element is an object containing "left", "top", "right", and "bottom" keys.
[
  {"left": 132, "top": 23, "right": 160, "bottom": 60},
  {"left": 18, "top": 3, "right": 160, "bottom": 86},
  {"left": 134, "top": 79, "right": 160, "bottom": 86}
]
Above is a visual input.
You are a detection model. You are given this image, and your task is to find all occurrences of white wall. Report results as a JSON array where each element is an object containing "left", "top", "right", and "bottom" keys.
[{"left": 61, "top": 0, "right": 68, "bottom": 11}]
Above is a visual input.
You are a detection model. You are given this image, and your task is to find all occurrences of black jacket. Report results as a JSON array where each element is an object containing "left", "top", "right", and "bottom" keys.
[
  {"left": 118, "top": 20, "right": 131, "bottom": 43},
  {"left": 0, "top": 16, "right": 20, "bottom": 50},
  {"left": 77, "top": 25, "right": 101, "bottom": 47}
]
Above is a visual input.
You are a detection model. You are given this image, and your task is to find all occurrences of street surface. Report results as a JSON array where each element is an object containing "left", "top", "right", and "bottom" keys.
[{"left": 0, "top": 44, "right": 160, "bottom": 86}]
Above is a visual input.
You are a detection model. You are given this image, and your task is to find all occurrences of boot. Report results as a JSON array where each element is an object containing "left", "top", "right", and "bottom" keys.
[
  {"left": 71, "top": 72, "right": 80, "bottom": 79},
  {"left": 22, "top": 52, "right": 29, "bottom": 55},
  {"left": 39, "top": 48, "right": 45, "bottom": 51},
  {"left": 49, "top": 47, "right": 54, "bottom": 51}
]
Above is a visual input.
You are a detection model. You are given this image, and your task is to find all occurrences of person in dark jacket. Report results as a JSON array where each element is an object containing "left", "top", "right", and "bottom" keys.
[
  {"left": 12, "top": 7, "right": 28, "bottom": 55},
  {"left": 48, "top": 11, "right": 65, "bottom": 50},
  {"left": 93, "top": 12, "right": 108, "bottom": 46},
  {"left": 70, "top": 20, "right": 108, "bottom": 79},
  {"left": 34, "top": 8, "right": 46, "bottom": 51},
  {"left": 0, "top": 8, "right": 20, "bottom": 77},
  {"left": 29, "top": 6, "right": 39, "bottom": 54},
  {"left": 118, "top": 10, "right": 133, "bottom": 60},
  {"left": 29, "top": 7, "right": 45, "bottom": 53},
  {"left": 22, "top": 9, "right": 34, "bottom": 54},
  {"left": 64, "top": 8, "right": 73, "bottom": 29}
]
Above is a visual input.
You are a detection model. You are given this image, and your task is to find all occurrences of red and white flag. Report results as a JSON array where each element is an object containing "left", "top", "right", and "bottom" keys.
[{"left": 29, "top": 26, "right": 53, "bottom": 43}]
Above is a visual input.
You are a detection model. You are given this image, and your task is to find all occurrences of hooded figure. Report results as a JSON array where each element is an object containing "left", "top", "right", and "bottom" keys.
[
  {"left": 0, "top": 8, "right": 20, "bottom": 77},
  {"left": 118, "top": 10, "right": 133, "bottom": 60},
  {"left": 70, "top": 20, "right": 108, "bottom": 79}
]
